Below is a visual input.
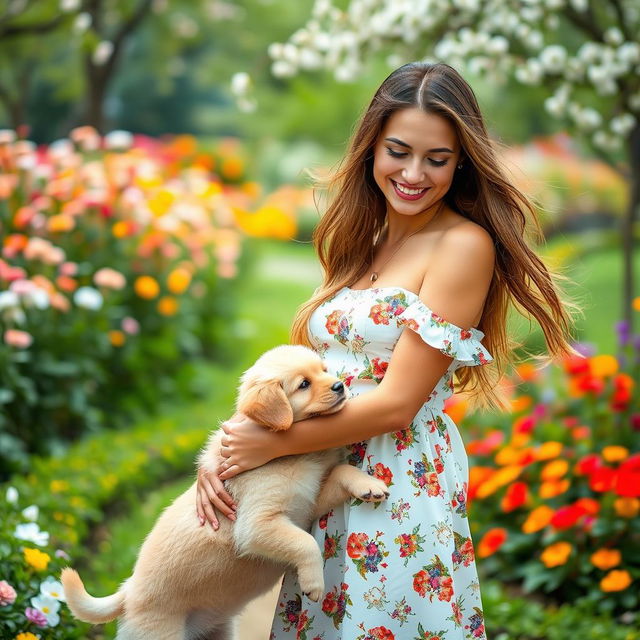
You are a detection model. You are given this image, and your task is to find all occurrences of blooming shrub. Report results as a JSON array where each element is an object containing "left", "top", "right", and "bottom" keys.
[
  {"left": 0, "top": 487, "right": 82, "bottom": 639},
  {"left": 0, "top": 128, "right": 300, "bottom": 478},
  {"left": 454, "top": 314, "right": 640, "bottom": 617}
]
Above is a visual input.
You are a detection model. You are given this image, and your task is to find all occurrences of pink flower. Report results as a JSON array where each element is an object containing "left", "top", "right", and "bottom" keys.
[
  {"left": 59, "top": 261, "right": 78, "bottom": 276},
  {"left": 4, "top": 329, "right": 33, "bottom": 349},
  {"left": 121, "top": 316, "right": 140, "bottom": 335},
  {"left": 25, "top": 606, "right": 48, "bottom": 626},
  {"left": 0, "top": 580, "right": 17, "bottom": 606},
  {"left": 93, "top": 267, "right": 126, "bottom": 290}
]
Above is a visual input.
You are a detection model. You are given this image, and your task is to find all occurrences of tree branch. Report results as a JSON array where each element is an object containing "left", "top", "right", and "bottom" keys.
[
  {"left": 608, "top": 0, "right": 634, "bottom": 41},
  {"left": 0, "top": 13, "right": 67, "bottom": 40},
  {"left": 562, "top": 4, "right": 605, "bottom": 43}
]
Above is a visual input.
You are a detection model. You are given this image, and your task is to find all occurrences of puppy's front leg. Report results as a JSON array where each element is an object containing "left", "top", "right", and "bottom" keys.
[
  {"left": 314, "top": 464, "right": 389, "bottom": 518},
  {"left": 236, "top": 514, "right": 324, "bottom": 602}
]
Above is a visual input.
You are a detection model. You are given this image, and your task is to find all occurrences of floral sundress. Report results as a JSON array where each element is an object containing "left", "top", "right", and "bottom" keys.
[{"left": 270, "top": 286, "right": 493, "bottom": 640}]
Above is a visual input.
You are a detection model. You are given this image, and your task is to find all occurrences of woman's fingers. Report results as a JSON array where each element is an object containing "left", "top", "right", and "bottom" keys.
[
  {"left": 219, "top": 464, "right": 242, "bottom": 481},
  {"left": 199, "top": 485, "right": 220, "bottom": 530}
]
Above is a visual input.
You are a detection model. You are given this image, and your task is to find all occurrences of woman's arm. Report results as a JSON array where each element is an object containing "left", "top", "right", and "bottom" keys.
[{"left": 218, "top": 222, "right": 495, "bottom": 479}]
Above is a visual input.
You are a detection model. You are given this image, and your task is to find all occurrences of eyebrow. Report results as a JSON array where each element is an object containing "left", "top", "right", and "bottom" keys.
[{"left": 384, "top": 137, "right": 454, "bottom": 153}]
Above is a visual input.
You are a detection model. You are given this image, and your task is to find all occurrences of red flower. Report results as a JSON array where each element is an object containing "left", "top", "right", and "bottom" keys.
[
  {"left": 589, "top": 467, "right": 617, "bottom": 493},
  {"left": 550, "top": 504, "right": 588, "bottom": 530},
  {"left": 321, "top": 591, "right": 338, "bottom": 615},
  {"left": 477, "top": 528, "right": 507, "bottom": 558},
  {"left": 413, "top": 569, "right": 428, "bottom": 597},
  {"left": 575, "top": 454, "right": 603, "bottom": 475},
  {"left": 501, "top": 482, "right": 528, "bottom": 512},
  {"left": 368, "top": 626, "right": 395, "bottom": 640},
  {"left": 372, "top": 462, "right": 393, "bottom": 486},
  {"left": 347, "top": 532, "right": 368, "bottom": 559},
  {"left": 371, "top": 357, "right": 388, "bottom": 381},
  {"left": 563, "top": 355, "right": 590, "bottom": 375}
]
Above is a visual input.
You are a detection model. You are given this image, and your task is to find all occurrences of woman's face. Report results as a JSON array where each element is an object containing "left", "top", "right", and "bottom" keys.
[{"left": 372, "top": 107, "right": 462, "bottom": 217}]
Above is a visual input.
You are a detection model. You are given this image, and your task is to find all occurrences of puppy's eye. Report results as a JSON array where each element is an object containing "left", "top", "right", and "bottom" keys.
[{"left": 299, "top": 379, "right": 310, "bottom": 390}]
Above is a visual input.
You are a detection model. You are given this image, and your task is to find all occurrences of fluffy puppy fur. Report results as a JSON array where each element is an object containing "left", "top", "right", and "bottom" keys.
[{"left": 61, "top": 345, "right": 389, "bottom": 640}]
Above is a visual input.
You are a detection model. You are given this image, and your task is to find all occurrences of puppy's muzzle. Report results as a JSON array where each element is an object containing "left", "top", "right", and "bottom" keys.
[{"left": 331, "top": 381, "right": 345, "bottom": 396}]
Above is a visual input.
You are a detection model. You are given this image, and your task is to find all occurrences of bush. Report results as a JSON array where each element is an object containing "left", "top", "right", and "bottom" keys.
[
  {"left": 453, "top": 315, "right": 640, "bottom": 619},
  {"left": 0, "top": 128, "right": 302, "bottom": 478}
]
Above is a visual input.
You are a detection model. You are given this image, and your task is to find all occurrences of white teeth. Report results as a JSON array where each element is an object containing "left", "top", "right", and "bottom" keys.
[{"left": 393, "top": 181, "right": 426, "bottom": 196}]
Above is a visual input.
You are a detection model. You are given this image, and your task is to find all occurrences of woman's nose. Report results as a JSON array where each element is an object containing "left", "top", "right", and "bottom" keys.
[{"left": 401, "top": 161, "right": 424, "bottom": 184}]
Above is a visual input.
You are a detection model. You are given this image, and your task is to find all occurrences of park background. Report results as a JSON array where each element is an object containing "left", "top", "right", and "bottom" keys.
[{"left": 0, "top": 1, "right": 639, "bottom": 639}]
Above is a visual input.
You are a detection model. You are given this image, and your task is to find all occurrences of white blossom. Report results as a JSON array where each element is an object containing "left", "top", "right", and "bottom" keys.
[
  {"left": 271, "top": 60, "right": 297, "bottom": 78},
  {"left": 604, "top": 27, "right": 624, "bottom": 46},
  {"left": 31, "top": 594, "right": 60, "bottom": 627},
  {"left": 92, "top": 41, "right": 113, "bottom": 66},
  {"left": 618, "top": 42, "right": 640, "bottom": 65},
  {"left": 73, "top": 12, "right": 91, "bottom": 32},
  {"left": 14, "top": 522, "right": 49, "bottom": 546},
  {"left": 73, "top": 286, "right": 104, "bottom": 311},
  {"left": 230, "top": 72, "right": 251, "bottom": 96},
  {"left": 569, "top": 0, "right": 588, "bottom": 11},
  {"left": 5, "top": 486, "right": 18, "bottom": 504},
  {"left": 0, "top": 129, "right": 16, "bottom": 144},
  {"left": 22, "top": 505, "right": 39, "bottom": 521},
  {"left": 610, "top": 113, "right": 636, "bottom": 136},
  {"left": 0, "top": 291, "right": 19, "bottom": 311},
  {"left": 60, "top": 0, "right": 80, "bottom": 11},
  {"left": 40, "top": 577, "right": 66, "bottom": 602},
  {"left": 104, "top": 130, "right": 133, "bottom": 150},
  {"left": 539, "top": 45, "right": 567, "bottom": 73}
]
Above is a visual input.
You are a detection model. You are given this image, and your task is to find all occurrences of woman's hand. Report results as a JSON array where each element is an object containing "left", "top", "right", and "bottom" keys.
[
  {"left": 218, "top": 414, "right": 283, "bottom": 480},
  {"left": 196, "top": 466, "right": 237, "bottom": 530}
]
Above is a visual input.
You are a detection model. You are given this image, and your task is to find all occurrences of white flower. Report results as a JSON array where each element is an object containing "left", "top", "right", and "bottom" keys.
[
  {"left": 578, "top": 42, "right": 600, "bottom": 64},
  {"left": 569, "top": 0, "right": 588, "bottom": 10},
  {"left": 26, "top": 288, "right": 50, "bottom": 310},
  {"left": 60, "top": 0, "right": 80, "bottom": 11},
  {"left": 0, "top": 291, "right": 20, "bottom": 311},
  {"left": 574, "top": 107, "right": 602, "bottom": 130},
  {"left": 604, "top": 27, "right": 624, "bottom": 46},
  {"left": 487, "top": 36, "right": 509, "bottom": 55},
  {"left": 73, "top": 286, "right": 104, "bottom": 311},
  {"left": 40, "top": 577, "right": 66, "bottom": 602},
  {"left": 14, "top": 522, "right": 49, "bottom": 546},
  {"left": 629, "top": 92, "right": 640, "bottom": 111},
  {"left": 73, "top": 12, "right": 91, "bottom": 33},
  {"left": 271, "top": 60, "right": 296, "bottom": 78},
  {"left": 31, "top": 594, "right": 60, "bottom": 626},
  {"left": 0, "top": 129, "right": 16, "bottom": 144},
  {"left": 539, "top": 45, "right": 567, "bottom": 73},
  {"left": 49, "top": 138, "right": 74, "bottom": 160},
  {"left": 618, "top": 42, "right": 640, "bottom": 65},
  {"left": 22, "top": 505, "right": 39, "bottom": 521},
  {"left": 267, "top": 42, "right": 284, "bottom": 60},
  {"left": 104, "top": 130, "right": 133, "bottom": 150},
  {"left": 593, "top": 130, "right": 621, "bottom": 151},
  {"left": 611, "top": 113, "right": 636, "bottom": 136},
  {"left": 93, "top": 41, "right": 113, "bottom": 66},
  {"left": 5, "top": 486, "right": 18, "bottom": 504},
  {"left": 230, "top": 72, "right": 251, "bottom": 96}
]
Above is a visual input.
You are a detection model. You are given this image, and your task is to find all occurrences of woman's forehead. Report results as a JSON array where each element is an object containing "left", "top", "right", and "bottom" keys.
[{"left": 380, "top": 107, "right": 459, "bottom": 150}]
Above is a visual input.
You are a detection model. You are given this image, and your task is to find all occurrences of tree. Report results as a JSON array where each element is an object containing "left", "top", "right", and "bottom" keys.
[{"left": 266, "top": 0, "right": 640, "bottom": 328}]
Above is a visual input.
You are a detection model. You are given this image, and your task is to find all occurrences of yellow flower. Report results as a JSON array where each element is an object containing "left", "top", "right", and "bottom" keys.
[
  {"left": 539, "top": 478, "right": 570, "bottom": 499},
  {"left": 540, "top": 459, "right": 569, "bottom": 481},
  {"left": 633, "top": 296, "right": 640, "bottom": 312},
  {"left": 167, "top": 268, "right": 192, "bottom": 295},
  {"left": 589, "top": 354, "right": 618, "bottom": 378},
  {"left": 16, "top": 633, "right": 40, "bottom": 640},
  {"left": 590, "top": 549, "right": 621, "bottom": 570},
  {"left": 540, "top": 542, "right": 572, "bottom": 568},
  {"left": 108, "top": 330, "right": 126, "bottom": 347},
  {"left": 534, "top": 441, "right": 563, "bottom": 461},
  {"left": 134, "top": 275, "right": 160, "bottom": 299},
  {"left": 221, "top": 156, "right": 244, "bottom": 180},
  {"left": 23, "top": 548, "right": 50, "bottom": 571},
  {"left": 112, "top": 221, "right": 130, "bottom": 238},
  {"left": 522, "top": 505, "right": 554, "bottom": 534},
  {"left": 614, "top": 497, "right": 640, "bottom": 518},
  {"left": 148, "top": 189, "right": 175, "bottom": 217},
  {"left": 157, "top": 296, "right": 179, "bottom": 316},
  {"left": 601, "top": 446, "right": 629, "bottom": 463},
  {"left": 50, "top": 479, "right": 69, "bottom": 493},
  {"left": 600, "top": 569, "right": 632, "bottom": 592},
  {"left": 47, "top": 213, "right": 75, "bottom": 233}
]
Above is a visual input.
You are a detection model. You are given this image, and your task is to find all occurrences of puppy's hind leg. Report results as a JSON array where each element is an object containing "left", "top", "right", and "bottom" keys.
[{"left": 238, "top": 514, "right": 324, "bottom": 603}]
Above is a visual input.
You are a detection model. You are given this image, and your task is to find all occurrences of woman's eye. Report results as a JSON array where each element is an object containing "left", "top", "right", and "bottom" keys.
[
  {"left": 429, "top": 159, "right": 448, "bottom": 167},
  {"left": 386, "top": 148, "right": 407, "bottom": 158},
  {"left": 299, "top": 379, "right": 310, "bottom": 390}
]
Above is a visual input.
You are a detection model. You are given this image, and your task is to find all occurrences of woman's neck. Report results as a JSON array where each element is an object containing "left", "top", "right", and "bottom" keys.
[{"left": 383, "top": 200, "right": 445, "bottom": 245}]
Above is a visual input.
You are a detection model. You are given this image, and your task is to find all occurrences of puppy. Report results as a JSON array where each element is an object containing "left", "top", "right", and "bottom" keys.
[{"left": 61, "top": 345, "right": 389, "bottom": 640}]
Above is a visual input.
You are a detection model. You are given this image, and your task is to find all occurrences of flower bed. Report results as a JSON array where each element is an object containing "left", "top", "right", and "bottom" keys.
[
  {"left": 0, "top": 128, "right": 301, "bottom": 478},
  {"left": 453, "top": 312, "right": 640, "bottom": 620}
]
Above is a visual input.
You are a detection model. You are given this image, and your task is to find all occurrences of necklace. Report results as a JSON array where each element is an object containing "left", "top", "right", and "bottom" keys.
[{"left": 369, "top": 200, "right": 445, "bottom": 284}]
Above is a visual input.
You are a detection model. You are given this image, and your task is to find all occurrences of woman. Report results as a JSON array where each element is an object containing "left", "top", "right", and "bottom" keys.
[{"left": 197, "top": 62, "right": 574, "bottom": 639}]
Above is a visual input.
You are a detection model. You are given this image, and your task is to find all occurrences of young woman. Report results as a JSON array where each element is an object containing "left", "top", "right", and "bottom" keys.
[{"left": 197, "top": 62, "right": 574, "bottom": 639}]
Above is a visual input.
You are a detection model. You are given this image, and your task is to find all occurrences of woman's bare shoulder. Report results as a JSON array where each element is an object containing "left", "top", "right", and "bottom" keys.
[{"left": 436, "top": 212, "right": 495, "bottom": 269}]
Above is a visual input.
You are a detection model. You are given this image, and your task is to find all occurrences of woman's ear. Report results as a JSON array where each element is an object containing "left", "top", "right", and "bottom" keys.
[{"left": 236, "top": 379, "right": 294, "bottom": 431}]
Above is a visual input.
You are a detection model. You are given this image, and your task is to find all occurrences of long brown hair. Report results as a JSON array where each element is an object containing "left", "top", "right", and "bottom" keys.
[{"left": 290, "top": 62, "right": 576, "bottom": 409}]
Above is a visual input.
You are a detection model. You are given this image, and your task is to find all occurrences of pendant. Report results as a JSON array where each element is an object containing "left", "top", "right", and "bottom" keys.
[{"left": 370, "top": 272, "right": 379, "bottom": 283}]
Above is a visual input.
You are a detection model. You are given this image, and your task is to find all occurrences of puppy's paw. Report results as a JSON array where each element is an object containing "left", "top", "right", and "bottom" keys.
[
  {"left": 302, "top": 583, "right": 324, "bottom": 603},
  {"left": 350, "top": 474, "right": 390, "bottom": 503},
  {"left": 298, "top": 567, "right": 324, "bottom": 603}
]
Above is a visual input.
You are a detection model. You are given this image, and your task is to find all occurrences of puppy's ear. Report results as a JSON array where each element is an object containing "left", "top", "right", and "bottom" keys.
[{"left": 237, "top": 379, "right": 293, "bottom": 431}]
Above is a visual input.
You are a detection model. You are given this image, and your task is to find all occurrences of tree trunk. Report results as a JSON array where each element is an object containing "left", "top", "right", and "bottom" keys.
[
  {"left": 623, "top": 125, "right": 640, "bottom": 331},
  {"left": 83, "top": 61, "right": 108, "bottom": 132}
]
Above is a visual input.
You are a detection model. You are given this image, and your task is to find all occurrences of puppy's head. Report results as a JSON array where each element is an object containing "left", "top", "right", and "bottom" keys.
[{"left": 236, "top": 345, "right": 346, "bottom": 431}]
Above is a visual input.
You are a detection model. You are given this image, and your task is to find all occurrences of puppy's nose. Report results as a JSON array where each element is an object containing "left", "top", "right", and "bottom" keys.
[{"left": 331, "top": 381, "right": 344, "bottom": 394}]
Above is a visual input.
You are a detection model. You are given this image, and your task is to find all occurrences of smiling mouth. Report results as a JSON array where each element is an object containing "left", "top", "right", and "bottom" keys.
[{"left": 391, "top": 179, "right": 429, "bottom": 200}]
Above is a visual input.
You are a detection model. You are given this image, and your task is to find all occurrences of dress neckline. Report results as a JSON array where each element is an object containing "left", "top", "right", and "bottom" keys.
[{"left": 336, "top": 285, "right": 484, "bottom": 335}]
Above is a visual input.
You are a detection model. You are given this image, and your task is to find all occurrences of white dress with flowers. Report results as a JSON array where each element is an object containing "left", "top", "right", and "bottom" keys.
[{"left": 270, "top": 286, "right": 493, "bottom": 640}]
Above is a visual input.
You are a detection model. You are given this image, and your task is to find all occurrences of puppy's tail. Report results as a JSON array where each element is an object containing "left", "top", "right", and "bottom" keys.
[{"left": 61, "top": 568, "right": 125, "bottom": 623}]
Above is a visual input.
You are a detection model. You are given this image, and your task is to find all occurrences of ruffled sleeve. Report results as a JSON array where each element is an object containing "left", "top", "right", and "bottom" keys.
[{"left": 396, "top": 299, "right": 493, "bottom": 367}]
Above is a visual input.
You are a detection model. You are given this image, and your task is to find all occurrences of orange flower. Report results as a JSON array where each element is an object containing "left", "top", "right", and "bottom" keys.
[
  {"left": 443, "top": 394, "right": 468, "bottom": 424},
  {"left": 574, "top": 497, "right": 600, "bottom": 515},
  {"left": 539, "top": 479, "right": 570, "bottom": 499},
  {"left": 522, "top": 505, "right": 554, "bottom": 533},
  {"left": 633, "top": 296, "right": 640, "bottom": 312},
  {"left": 477, "top": 528, "right": 507, "bottom": 558},
  {"left": 540, "top": 459, "right": 569, "bottom": 481},
  {"left": 602, "top": 446, "right": 629, "bottom": 463},
  {"left": 167, "top": 267, "right": 192, "bottom": 295},
  {"left": 510, "top": 394, "right": 533, "bottom": 414},
  {"left": 112, "top": 221, "right": 132, "bottom": 238},
  {"left": 221, "top": 156, "right": 244, "bottom": 180},
  {"left": 158, "top": 296, "right": 179, "bottom": 316},
  {"left": 476, "top": 465, "right": 522, "bottom": 499},
  {"left": 134, "top": 275, "right": 160, "bottom": 299},
  {"left": 56, "top": 275, "right": 78, "bottom": 292},
  {"left": 47, "top": 213, "right": 75, "bottom": 233},
  {"left": 515, "top": 363, "right": 538, "bottom": 381},
  {"left": 534, "top": 441, "right": 563, "bottom": 461},
  {"left": 108, "top": 330, "right": 125, "bottom": 347},
  {"left": 614, "top": 497, "right": 640, "bottom": 518},
  {"left": 590, "top": 549, "right": 621, "bottom": 570},
  {"left": 600, "top": 569, "right": 632, "bottom": 592},
  {"left": 589, "top": 354, "right": 618, "bottom": 378},
  {"left": 540, "top": 542, "right": 572, "bottom": 568}
]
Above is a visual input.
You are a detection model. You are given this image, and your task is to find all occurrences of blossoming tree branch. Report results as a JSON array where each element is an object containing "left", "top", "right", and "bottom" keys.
[{"left": 265, "top": 0, "right": 640, "bottom": 327}]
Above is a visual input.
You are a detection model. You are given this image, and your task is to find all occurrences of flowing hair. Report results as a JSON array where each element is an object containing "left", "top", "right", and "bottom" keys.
[{"left": 290, "top": 62, "right": 577, "bottom": 409}]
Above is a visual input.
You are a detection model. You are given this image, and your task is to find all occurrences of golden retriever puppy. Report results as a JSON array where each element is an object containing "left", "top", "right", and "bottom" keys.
[{"left": 61, "top": 345, "right": 389, "bottom": 640}]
